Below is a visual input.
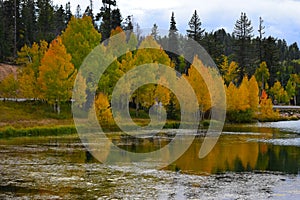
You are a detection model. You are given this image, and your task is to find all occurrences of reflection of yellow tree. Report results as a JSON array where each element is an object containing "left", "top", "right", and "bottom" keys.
[{"left": 166, "top": 136, "right": 261, "bottom": 174}]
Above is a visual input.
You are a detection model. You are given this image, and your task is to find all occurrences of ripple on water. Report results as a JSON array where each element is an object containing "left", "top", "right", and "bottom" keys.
[{"left": 255, "top": 138, "right": 300, "bottom": 147}]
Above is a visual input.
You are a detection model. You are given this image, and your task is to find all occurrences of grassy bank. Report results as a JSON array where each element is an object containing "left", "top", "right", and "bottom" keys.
[
  {"left": 1, "top": 101, "right": 298, "bottom": 138},
  {"left": 0, "top": 125, "right": 77, "bottom": 138}
]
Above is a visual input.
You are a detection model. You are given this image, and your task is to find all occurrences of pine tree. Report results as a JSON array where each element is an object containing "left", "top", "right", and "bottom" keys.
[
  {"left": 75, "top": 4, "right": 82, "bottom": 18},
  {"left": 187, "top": 10, "right": 205, "bottom": 44},
  {"left": 258, "top": 16, "right": 265, "bottom": 63},
  {"left": 96, "top": 0, "right": 121, "bottom": 41},
  {"left": 151, "top": 23, "right": 159, "bottom": 41},
  {"left": 261, "top": 36, "right": 280, "bottom": 85},
  {"left": 19, "top": 0, "right": 36, "bottom": 47},
  {"left": 168, "top": 12, "right": 179, "bottom": 67},
  {"left": 53, "top": 5, "right": 67, "bottom": 36},
  {"left": 233, "top": 12, "right": 254, "bottom": 80}
]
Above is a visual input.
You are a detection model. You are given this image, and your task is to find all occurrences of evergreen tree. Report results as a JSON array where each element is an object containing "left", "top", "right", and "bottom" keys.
[
  {"left": 53, "top": 5, "right": 67, "bottom": 36},
  {"left": 257, "top": 16, "right": 265, "bottom": 63},
  {"left": 151, "top": 23, "right": 159, "bottom": 41},
  {"left": 123, "top": 15, "right": 133, "bottom": 31},
  {"left": 75, "top": 4, "right": 82, "bottom": 18},
  {"left": 36, "top": 0, "right": 55, "bottom": 42},
  {"left": 0, "top": 0, "right": 5, "bottom": 61},
  {"left": 186, "top": 10, "right": 205, "bottom": 44},
  {"left": 168, "top": 12, "right": 179, "bottom": 69},
  {"left": 261, "top": 36, "right": 280, "bottom": 85},
  {"left": 19, "top": 0, "right": 36, "bottom": 47},
  {"left": 233, "top": 12, "right": 254, "bottom": 80},
  {"left": 65, "top": 2, "right": 72, "bottom": 23},
  {"left": 111, "top": 8, "right": 122, "bottom": 29},
  {"left": 96, "top": 0, "right": 122, "bottom": 41}
]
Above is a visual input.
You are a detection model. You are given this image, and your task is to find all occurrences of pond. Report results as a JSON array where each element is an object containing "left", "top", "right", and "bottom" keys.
[{"left": 1, "top": 120, "right": 300, "bottom": 199}]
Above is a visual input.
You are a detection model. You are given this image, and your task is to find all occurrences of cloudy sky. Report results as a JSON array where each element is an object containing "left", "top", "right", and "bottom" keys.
[{"left": 54, "top": 0, "right": 300, "bottom": 45}]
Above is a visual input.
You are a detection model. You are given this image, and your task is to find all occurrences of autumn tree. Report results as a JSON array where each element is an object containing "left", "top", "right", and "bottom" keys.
[
  {"left": 17, "top": 40, "right": 48, "bottom": 99},
  {"left": 93, "top": 92, "right": 113, "bottom": 124},
  {"left": 258, "top": 90, "right": 279, "bottom": 121},
  {"left": 0, "top": 73, "right": 19, "bottom": 99},
  {"left": 248, "top": 76, "right": 259, "bottom": 111},
  {"left": 73, "top": 72, "right": 87, "bottom": 108},
  {"left": 61, "top": 15, "right": 101, "bottom": 69},
  {"left": 185, "top": 56, "right": 211, "bottom": 114},
  {"left": 255, "top": 61, "right": 270, "bottom": 92},
  {"left": 219, "top": 55, "right": 239, "bottom": 85},
  {"left": 269, "top": 81, "right": 289, "bottom": 104},
  {"left": 286, "top": 74, "right": 300, "bottom": 105},
  {"left": 38, "top": 36, "right": 76, "bottom": 114}
]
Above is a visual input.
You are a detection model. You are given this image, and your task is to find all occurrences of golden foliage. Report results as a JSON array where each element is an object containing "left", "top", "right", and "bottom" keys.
[
  {"left": 94, "top": 93, "right": 113, "bottom": 124},
  {"left": 38, "top": 36, "right": 76, "bottom": 105}
]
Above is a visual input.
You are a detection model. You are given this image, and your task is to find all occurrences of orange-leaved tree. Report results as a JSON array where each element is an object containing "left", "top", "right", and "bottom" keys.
[{"left": 38, "top": 36, "right": 76, "bottom": 114}]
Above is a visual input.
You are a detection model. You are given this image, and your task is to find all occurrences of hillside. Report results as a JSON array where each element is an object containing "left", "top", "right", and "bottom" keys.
[{"left": 0, "top": 63, "right": 19, "bottom": 81}]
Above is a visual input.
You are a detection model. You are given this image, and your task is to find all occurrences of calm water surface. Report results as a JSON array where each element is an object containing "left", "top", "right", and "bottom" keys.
[{"left": 0, "top": 120, "right": 300, "bottom": 199}]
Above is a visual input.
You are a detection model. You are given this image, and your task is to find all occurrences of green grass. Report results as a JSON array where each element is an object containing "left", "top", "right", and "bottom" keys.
[
  {"left": 0, "top": 101, "right": 73, "bottom": 128},
  {"left": 0, "top": 125, "right": 77, "bottom": 138}
]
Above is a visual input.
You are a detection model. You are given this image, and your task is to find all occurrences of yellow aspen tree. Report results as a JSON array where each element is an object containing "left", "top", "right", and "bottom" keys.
[
  {"left": 219, "top": 55, "right": 239, "bottom": 85},
  {"left": 258, "top": 90, "right": 279, "bottom": 121},
  {"left": 61, "top": 16, "right": 102, "bottom": 69},
  {"left": 17, "top": 41, "right": 48, "bottom": 99},
  {"left": 236, "top": 76, "right": 250, "bottom": 111},
  {"left": 185, "top": 56, "right": 211, "bottom": 113},
  {"left": 255, "top": 61, "right": 270, "bottom": 91},
  {"left": 73, "top": 72, "right": 87, "bottom": 108},
  {"left": 226, "top": 82, "right": 238, "bottom": 111},
  {"left": 155, "top": 77, "right": 171, "bottom": 106},
  {"left": 38, "top": 36, "right": 76, "bottom": 114},
  {"left": 94, "top": 92, "right": 113, "bottom": 124},
  {"left": 0, "top": 73, "right": 19, "bottom": 99},
  {"left": 269, "top": 81, "right": 289, "bottom": 104},
  {"left": 248, "top": 76, "right": 259, "bottom": 112}
]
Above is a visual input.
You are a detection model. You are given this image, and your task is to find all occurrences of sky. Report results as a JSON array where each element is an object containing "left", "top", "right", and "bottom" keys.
[{"left": 54, "top": 0, "right": 300, "bottom": 45}]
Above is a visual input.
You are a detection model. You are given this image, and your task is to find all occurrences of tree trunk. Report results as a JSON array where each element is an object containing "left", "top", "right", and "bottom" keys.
[{"left": 57, "top": 103, "right": 61, "bottom": 115}]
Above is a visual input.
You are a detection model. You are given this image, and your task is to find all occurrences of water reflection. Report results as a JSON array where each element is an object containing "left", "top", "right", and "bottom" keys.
[{"left": 1, "top": 121, "right": 300, "bottom": 199}]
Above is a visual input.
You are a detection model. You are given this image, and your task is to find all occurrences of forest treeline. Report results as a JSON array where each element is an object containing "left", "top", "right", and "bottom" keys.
[{"left": 0, "top": 0, "right": 300, "bottom": 123}]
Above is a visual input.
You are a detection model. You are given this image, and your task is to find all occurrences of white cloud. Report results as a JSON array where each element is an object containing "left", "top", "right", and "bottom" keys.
[{"left": 53, "top": 0, "right": 300, "bottom": 44}]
